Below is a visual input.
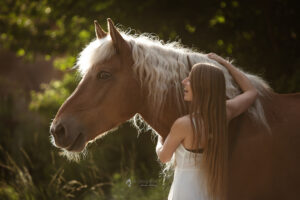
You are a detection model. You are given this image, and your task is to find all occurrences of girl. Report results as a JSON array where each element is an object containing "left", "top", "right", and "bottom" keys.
[{"left": 156, "top": 53, "right": 258, "bottom": 200}]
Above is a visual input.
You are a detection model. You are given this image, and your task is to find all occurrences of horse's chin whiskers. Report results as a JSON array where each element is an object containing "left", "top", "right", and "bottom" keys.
[
  {"left": 59, "top": 148, "right": 87, "bottom": 162},
  {"left": 49, "top": 135, "right": 58, "bottom": 148}
]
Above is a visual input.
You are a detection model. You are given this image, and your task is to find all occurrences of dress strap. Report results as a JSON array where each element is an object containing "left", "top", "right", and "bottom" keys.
[{"left": 179, "top": 143, "right": 204, "bottom": 155}]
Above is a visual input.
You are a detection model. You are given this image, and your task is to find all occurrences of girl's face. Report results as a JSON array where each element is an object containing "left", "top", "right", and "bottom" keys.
[{"left": 182, "top": 74, "right": 193, "bottom": 101}]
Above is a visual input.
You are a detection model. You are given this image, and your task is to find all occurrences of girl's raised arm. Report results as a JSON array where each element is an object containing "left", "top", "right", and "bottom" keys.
[{"left": 208, "top": 53, "right": 258, "bottom": 121}]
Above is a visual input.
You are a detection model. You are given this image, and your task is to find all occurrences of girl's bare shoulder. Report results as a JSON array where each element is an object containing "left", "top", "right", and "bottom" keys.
[{"left": 173, "top": 115, "right": 193, "bottom": 131}]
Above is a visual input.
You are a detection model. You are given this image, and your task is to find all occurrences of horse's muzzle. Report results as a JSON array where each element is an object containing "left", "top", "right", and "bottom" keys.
[{"left": 50, "top": 119, "right": 86, "bottom": 152}]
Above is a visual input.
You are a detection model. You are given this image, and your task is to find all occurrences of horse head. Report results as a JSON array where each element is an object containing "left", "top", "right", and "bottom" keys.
[{"left": 50, "top": 19, "right": 143, "bottom": 152}]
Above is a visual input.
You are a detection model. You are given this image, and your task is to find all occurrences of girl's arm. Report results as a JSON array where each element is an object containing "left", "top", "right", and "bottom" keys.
[
  {"left": 156, "top": 117, "right": 186, "bottom": 163},
  {"left": 208, "top": 53, "right": 258, "bottom": 121}
]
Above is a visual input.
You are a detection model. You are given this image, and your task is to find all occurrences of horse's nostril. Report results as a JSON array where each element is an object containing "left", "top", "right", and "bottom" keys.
[{"left": 52, "top": 123, "right": 66, "bottom": 139}]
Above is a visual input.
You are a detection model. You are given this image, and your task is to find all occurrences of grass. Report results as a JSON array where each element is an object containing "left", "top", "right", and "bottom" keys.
[{"left": 0, "top": 125, "right": 171, "bottom": 200}]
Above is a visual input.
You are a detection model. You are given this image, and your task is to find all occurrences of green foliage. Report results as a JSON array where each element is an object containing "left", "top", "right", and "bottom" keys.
[
  {"left": 53, "top": 56, "right": 76, "bottom": 71},
  {"left": 0, "top": 186, "right": 19, "bottom": 200},
  {"left": 29, "top": 73, "right": 78, "bottom": 118}
]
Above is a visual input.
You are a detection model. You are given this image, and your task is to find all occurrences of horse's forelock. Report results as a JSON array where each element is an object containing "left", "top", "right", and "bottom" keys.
[{"left": 77, "top": 37, "right": 116, "bottom": 76}]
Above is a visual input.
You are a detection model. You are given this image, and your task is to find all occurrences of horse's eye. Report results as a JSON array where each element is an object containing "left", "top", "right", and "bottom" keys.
[{"left": 97, "top": 71, "right": 112, "bottom": 80}]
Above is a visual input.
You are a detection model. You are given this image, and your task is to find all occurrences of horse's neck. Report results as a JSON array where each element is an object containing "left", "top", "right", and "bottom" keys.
[
  {"left": 263, "top": 92, "right": 300, "bottom": 128},
  {"left": 139, "top": 80, "right": 189, "bottom": 138},
  {"left": 140, "top": 102, "right": 183, "bottom": 138}
]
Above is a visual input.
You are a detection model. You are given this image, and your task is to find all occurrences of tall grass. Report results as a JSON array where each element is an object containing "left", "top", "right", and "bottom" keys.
[
  {"left": 0, "top": 123, "right": 171, "bottom": 200},
  {"left": 0, "top": 144, "right": 170, "bottom": 200}
]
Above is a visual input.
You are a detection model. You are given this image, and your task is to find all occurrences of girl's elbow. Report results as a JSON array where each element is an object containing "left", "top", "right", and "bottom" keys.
[
  {"left": 160, "top": 158, "right": 170, "bottom": 164},
  {"left": 158, "top": 155, "right": 171, "bottom": 164},
  {"left": 247, "top": 89, "right": 258, "bottom": 101}
]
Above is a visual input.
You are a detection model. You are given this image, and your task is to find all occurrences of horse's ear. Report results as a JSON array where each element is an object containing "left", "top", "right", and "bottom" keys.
[
  {"left": 107, "top": 18, "right": 129, "bottom": 53},
  {"left": 94, "top": 20, "right": 107, "bottom": 39}
]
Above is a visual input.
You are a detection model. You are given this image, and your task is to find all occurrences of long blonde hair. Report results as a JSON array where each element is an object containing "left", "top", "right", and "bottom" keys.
[{"left": 189, "top": 63, "right": 228, "bottom": 200}]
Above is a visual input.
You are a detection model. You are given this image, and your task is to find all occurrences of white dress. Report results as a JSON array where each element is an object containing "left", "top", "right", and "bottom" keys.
[{"left": 168, "top": 143, "right": 209, "bottom": 200}]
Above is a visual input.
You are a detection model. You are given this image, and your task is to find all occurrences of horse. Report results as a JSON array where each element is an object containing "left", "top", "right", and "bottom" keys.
[{"left": 50, "top": 18, "right": 300, "bottom": 199}]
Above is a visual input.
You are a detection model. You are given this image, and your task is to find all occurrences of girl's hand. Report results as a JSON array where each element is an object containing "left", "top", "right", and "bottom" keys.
[{"left": 207, "top": 53, "right": 227, "bottom": 64}]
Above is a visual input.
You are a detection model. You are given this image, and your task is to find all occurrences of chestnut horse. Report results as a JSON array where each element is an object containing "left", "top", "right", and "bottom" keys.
[{"left": 50, "top": 19, "right": 300, "bottom": 199}]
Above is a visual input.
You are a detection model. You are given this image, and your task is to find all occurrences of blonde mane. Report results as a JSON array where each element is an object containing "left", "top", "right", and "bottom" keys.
[{"left": 77, "top": 29, "right": 272, "bottom": 131}]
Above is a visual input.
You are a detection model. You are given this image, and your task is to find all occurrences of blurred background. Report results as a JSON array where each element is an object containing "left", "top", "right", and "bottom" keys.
[{"left": 0, "top": 0, "right": 299, "bottom": 199}]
